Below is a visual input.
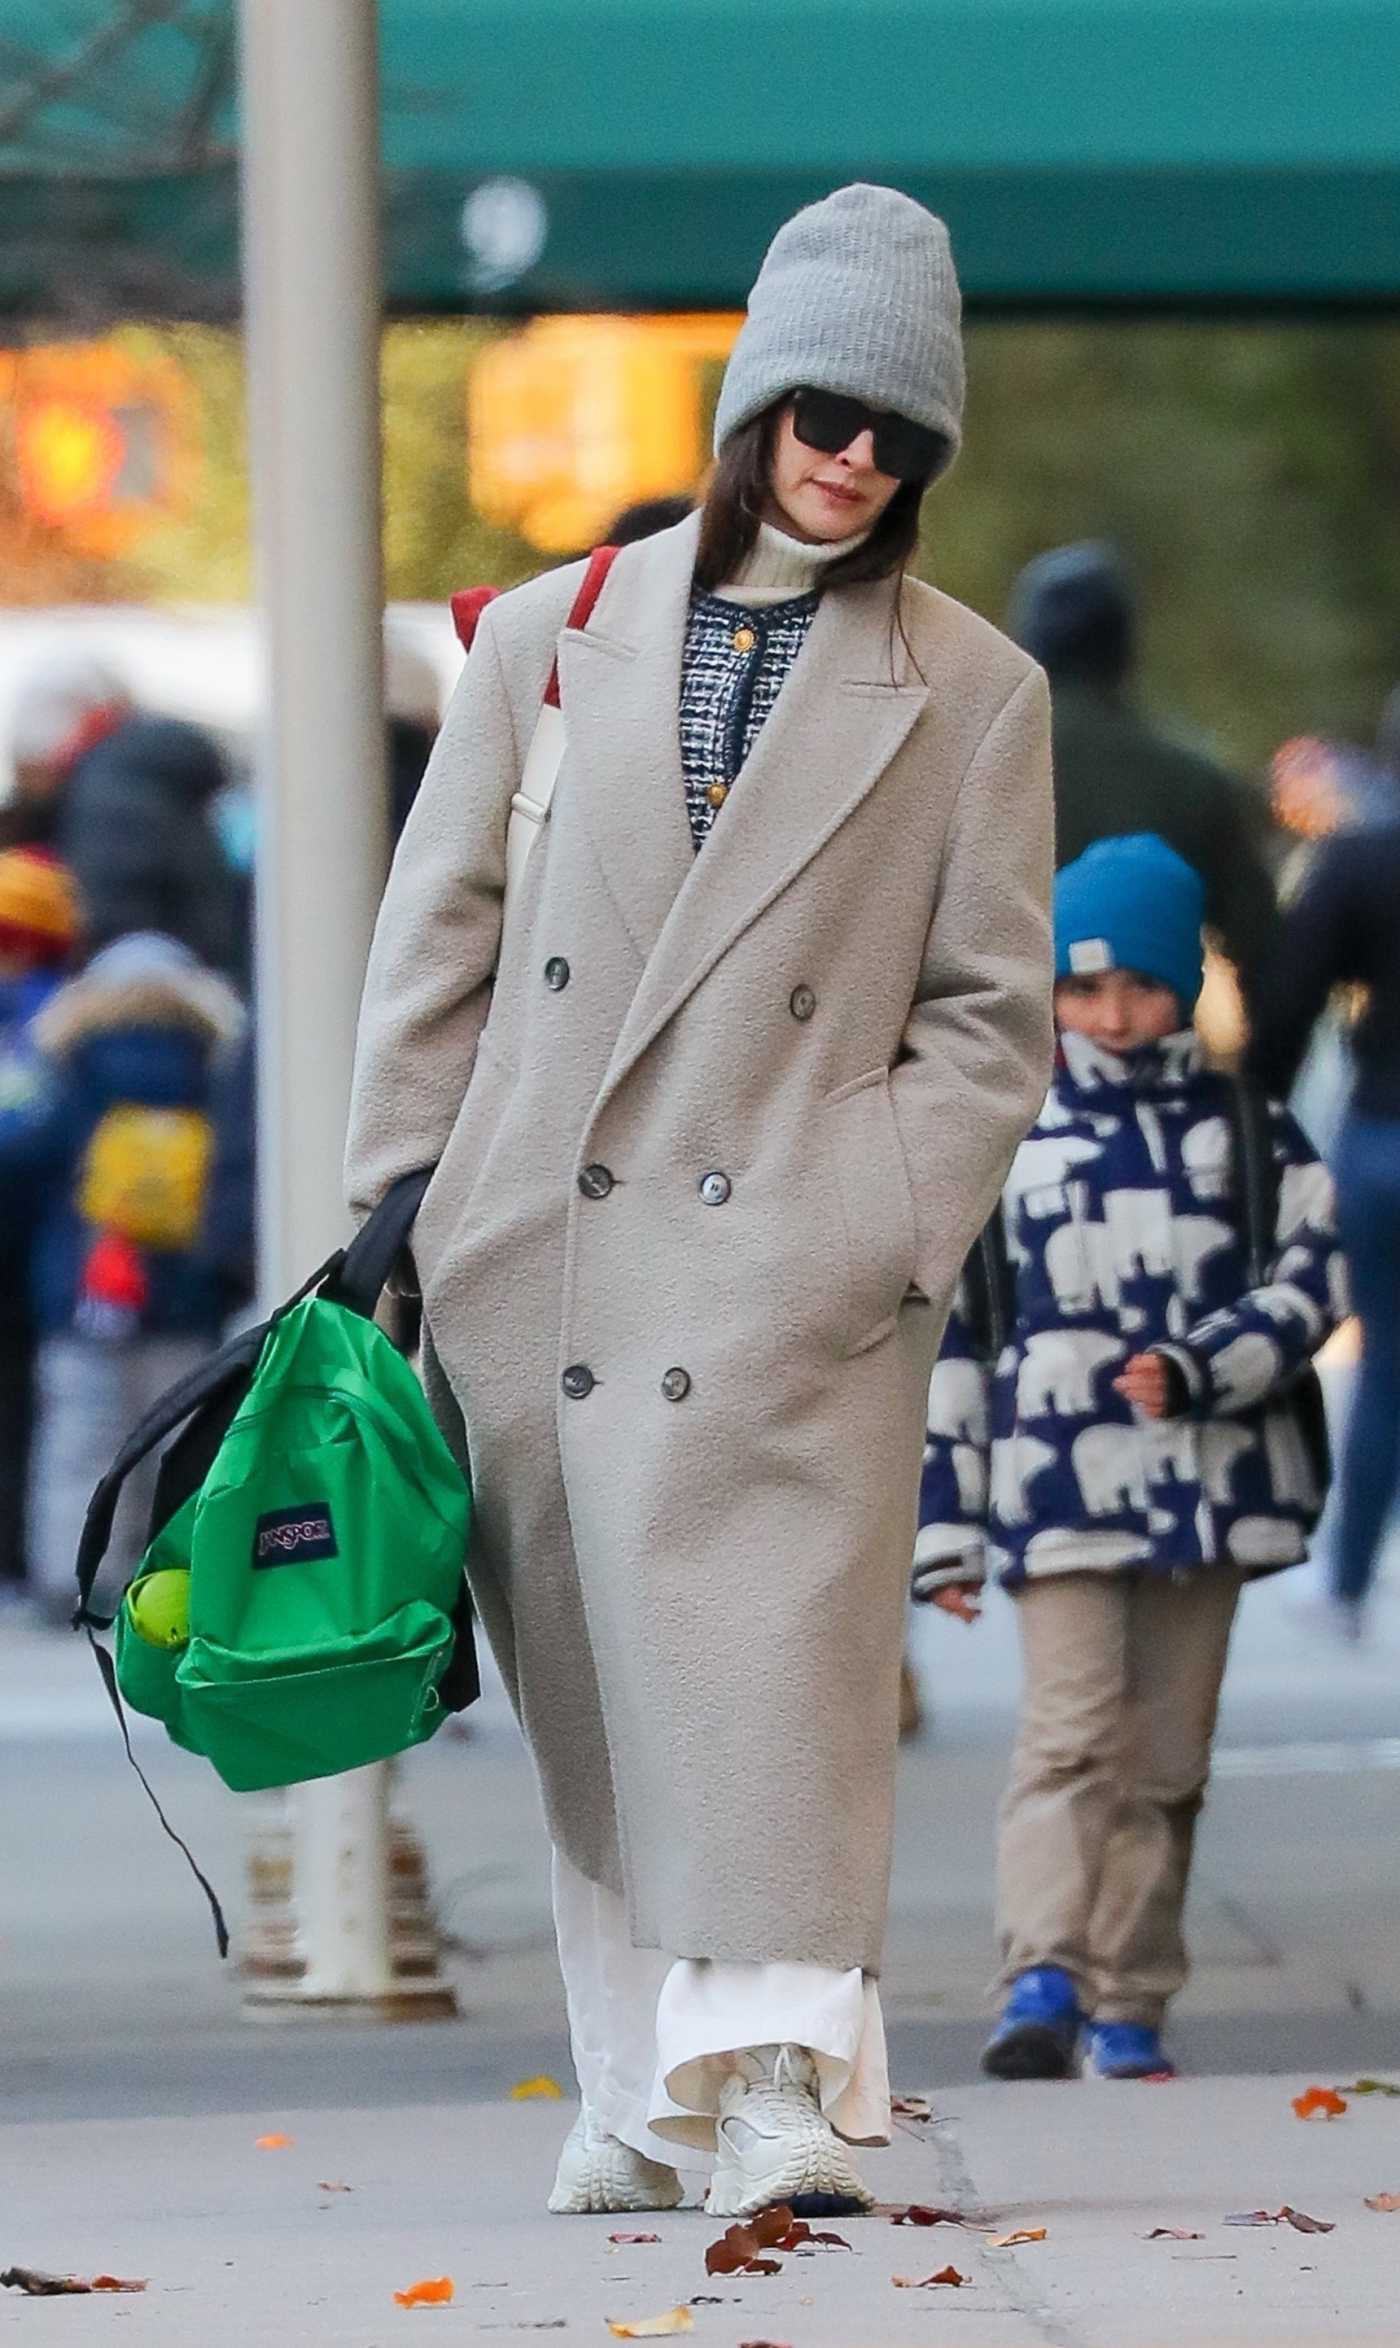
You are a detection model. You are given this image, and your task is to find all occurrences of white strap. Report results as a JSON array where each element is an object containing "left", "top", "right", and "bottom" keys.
[{"left": 503, "top": 701, "right": 566, "bottom": 929}]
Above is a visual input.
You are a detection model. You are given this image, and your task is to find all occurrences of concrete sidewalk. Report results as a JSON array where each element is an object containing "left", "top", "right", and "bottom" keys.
[{"left": 5, "top": 2076, "right": 1399, "bottom": 2346}]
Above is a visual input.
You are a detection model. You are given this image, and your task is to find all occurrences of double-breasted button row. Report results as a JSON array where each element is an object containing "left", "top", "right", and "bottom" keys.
[
  {"left": 544, "top": 956, "right": 571, "bottom": 991},
  {"left": 578, "top": 1163, "right": 615, "bottom": 1200},
  {"left": 562, "top": 1362, "right": 690, "bottom": 1404}
]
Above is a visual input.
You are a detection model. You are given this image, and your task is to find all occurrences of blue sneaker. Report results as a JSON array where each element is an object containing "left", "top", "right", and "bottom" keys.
[
  {"left": 1081, "top": 2021, "right": 1176, "bottom": 2080},
  {"left": 982, "top": 1966, "right": 1082, "bottom": 2080}
]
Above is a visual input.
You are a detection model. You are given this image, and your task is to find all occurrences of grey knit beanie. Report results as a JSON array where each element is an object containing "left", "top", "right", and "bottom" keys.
[{"left": 713, "top": 184, "right": 964, "bottom": 474}]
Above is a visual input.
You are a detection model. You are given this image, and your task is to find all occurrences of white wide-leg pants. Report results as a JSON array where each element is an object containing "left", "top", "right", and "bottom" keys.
[{"left": 551, "top": 1850, "right": 891, "bottom": 2162}]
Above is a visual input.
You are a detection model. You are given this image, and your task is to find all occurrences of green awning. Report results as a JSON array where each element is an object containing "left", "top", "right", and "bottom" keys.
[{"left": 2, "top": 0, "right": 1399, "bottom": 316}]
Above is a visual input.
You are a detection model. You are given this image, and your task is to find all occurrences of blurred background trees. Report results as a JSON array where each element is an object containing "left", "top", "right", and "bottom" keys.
[{"left": 7, "top": 314, "right": 1400, "bottom": 776}]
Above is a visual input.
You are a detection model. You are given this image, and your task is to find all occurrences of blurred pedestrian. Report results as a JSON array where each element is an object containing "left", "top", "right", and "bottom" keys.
[
  {"left": 0, "top": 932, "right": 243, "bottom": 1624},
  {"left": 916, "top": 835, "right": 1341, "bottom": 2081},
  {"left": 8, "top": 650, "right": 244, "bottom": 978},
  {"left": 348, "top": 184, "right": 1053, "bottom": 2217},
  {"left": 1008, "top": 542, "right": 1278, "bottom": 1026},
  {"left": 0, "top": 848, "right": 78, "bottom": 1596},
  {"left": 1249, "top": 706, "right": 1400, "bottom": 1616}
]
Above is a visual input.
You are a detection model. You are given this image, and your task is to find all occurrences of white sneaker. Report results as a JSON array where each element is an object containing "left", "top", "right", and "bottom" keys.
[
  {"left": 704, "top": 2044, "right": 873, "bottom": 2219},
  {"left": 548, "top": 2109, "right": 684, "bottom": 2215}
]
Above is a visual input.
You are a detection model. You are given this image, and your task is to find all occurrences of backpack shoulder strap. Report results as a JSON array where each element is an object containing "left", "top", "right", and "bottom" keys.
[
  {"left": 543, "top": 544, "right": 620, "bottom": 709},
  {"left": 450, "top": 584, "right": 501, "bottom": 653},
  {"left": 1226, "top": 1076, "right": 1278, "bottom": 1287},
  {"left": 963, "top": 1208, "right": 1015, "bottom": 1364}
]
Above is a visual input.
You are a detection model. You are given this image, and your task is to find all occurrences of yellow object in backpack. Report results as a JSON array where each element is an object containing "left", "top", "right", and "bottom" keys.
[{"left": 79, "top": 1105, "right": 213, "bottom": 1252}]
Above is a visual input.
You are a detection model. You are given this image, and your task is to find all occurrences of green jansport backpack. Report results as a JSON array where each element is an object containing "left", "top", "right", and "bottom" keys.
[{"left": 74, "top": 1173, "right": 477, "bottom": 1953}]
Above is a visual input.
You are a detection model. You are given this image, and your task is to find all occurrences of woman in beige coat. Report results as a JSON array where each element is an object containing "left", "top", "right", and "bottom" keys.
[{"left": 346, "top": 186, "right": 1053, "bottom": 2220}]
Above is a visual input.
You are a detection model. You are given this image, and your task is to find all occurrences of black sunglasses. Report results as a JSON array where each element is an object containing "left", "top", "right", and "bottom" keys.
[{"left": 790, "top": 387, "right": 944, "bottom": 484}]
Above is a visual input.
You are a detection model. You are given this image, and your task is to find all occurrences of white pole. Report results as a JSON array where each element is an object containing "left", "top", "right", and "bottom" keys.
[{"left": 237, "top": 0, "right": 394, "bottom": 2006}]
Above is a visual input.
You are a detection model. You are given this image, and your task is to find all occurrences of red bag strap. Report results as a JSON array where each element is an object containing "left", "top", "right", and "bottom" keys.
[
  {"left": 450, "top": 584, "right": 500, "bottom": 653},
  {"left": 543, "top": 544, "right": 619, "bottom": 709}
]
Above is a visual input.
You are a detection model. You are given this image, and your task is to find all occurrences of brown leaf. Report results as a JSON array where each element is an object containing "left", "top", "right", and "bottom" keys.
[
  {"left": 1365, "top": 2192, "right": 1400, "bottom": 2213},
  {"left": 1292, "top": 2087, "right": 1347, "bottom": 2121},
  {"left": 890, "top": 2094, "right": 933, "bottom": 2121},
  {"left": 890, "top": 2204, "right": 977, "bottom": 2228},
  {"left": 988, "top": 2227, "right": 1047, "bottom": 2247},
  {"left": 1279, "top": 2206, "right": 1335, "bottom": 2235},
  {"left": 704, "top": 2212, "right": 790, "bottom": 2277},
  {"left": 1340, "top": 2078, "right": 1400, "bottom": 2098},
  {"left": 317, "top": 2180, "right": 354, "bottom": 2193},
  {"left": 393, "top": 2275, "right": 455, "bottom": 2306},
  {"left": 2, "top": 2268, "right": 92, "bottom": 2296},
  {"left": 893, "top": 2265, "right": 968, "bottom": 2287},
  {"left": 750, "top": 2206, "right": 795, "bottom": 2249},
  {"left": 1145, "top": 2228, "right": 1205, "bottom": 2241},
  {"left": 605, "top": 2310, "right": 694, "bottom": 2338},
  {"left": 609, "top": 2234, "right": 661, "bottom": 2246}
]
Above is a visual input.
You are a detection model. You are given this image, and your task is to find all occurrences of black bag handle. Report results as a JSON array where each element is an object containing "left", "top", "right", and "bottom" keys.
[
  {"left": 962, "top": 1209, "right": 1014, "bottom": 1366},
  {"left": 322, "top": 1167, "right": 433, "bottom": 1318}
]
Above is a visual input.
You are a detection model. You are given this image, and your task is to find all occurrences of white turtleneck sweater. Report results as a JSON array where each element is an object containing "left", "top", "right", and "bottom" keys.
[{"left": 711, "top": 517, "right": 870, "bottom": 605}]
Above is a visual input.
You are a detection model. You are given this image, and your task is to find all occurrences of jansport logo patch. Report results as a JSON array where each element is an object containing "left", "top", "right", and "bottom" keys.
[{"left": 253, "top": 1502, "right": 339, "bottom": 1568}]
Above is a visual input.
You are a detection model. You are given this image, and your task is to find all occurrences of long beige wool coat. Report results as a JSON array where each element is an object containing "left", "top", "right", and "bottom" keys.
[{"left": 346, "top": 513, "right": 1053, "bottom": 1973}]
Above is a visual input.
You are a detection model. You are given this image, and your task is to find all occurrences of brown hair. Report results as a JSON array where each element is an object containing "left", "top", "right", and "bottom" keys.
[{"left": 694, "top": 402, "right": 928, "bottom": 598}]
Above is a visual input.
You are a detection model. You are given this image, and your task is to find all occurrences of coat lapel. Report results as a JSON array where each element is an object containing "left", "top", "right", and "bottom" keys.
[
  {"left": 554, "top": 517, "right": 698, "bottom": 968},
  {"left": 603, "top": 576, "right": 928, "bottom": 1095}
]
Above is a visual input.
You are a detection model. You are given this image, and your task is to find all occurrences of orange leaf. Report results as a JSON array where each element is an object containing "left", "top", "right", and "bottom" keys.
[
  {"left": 605, "top": 2308, "right": 695, "bottom": 2337},
  {"left": 988, "top": 2227, "right": 1047, "bottom": 2247},
  {"left": 1293, "top": 2087, "right": 1347, "bottom": 2120},
  {"left": 1365, "top": 2192, "right": 1400, "bottom": 2213},
  {"left": 90, "top": 2276, "right": 149, "bottom": 2293},
  {"left": 509, "top": 2074, "right": 564, "bottom": 2101},
  {"left": 393, "top": 2276, "right": 454, "bottom": 2307},
  {"left": 255, "top": 2132, "right": 293, "bottom": 2150}
]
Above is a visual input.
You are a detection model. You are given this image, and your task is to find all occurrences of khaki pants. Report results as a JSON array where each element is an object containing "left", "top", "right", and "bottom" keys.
[{"left": 996, "top": 1568, "right": 1243, "bottom": 2026}]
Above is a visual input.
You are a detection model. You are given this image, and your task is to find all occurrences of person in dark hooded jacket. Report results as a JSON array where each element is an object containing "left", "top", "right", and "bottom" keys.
[
  {"left": 1008, "top": 543, "right": 1278, "bottom": 1025},
  {"left": 8, "top": 652, "right": 244, "bottom": 979}
]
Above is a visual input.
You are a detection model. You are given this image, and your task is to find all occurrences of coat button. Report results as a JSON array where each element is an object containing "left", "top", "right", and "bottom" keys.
[
  {"left": 790, "top": 984, "right": 817, "bottom": 1022},
  {"left": 578, "top": 1163, "right": 614, "bottom": 1200},
  {"left": 561, "top": 1364, "right": 595, "bottom": 1400},
  {"left": 661, "top": 1367, "right": 691, "bottom": 1403},
  {"left": 698, "top": 1171, "right": 731, "bottom": 1206},
  {"left": 544, "top": 956, "right": 571, "bottom": 991},
  {"left": 706, "top": 780, "right": 729, "bottom": 809},
  {"left": 732, "top": 625, "right": 757, "bottom": 654}
]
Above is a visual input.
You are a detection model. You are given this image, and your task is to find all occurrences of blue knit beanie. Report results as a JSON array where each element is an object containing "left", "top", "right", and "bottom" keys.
[{"left": 1054, "top": 834, "right": 1205, "bottom": 1012}]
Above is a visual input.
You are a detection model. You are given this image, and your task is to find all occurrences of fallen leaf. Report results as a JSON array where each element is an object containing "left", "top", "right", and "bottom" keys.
[
  {"left": 1279, "top": 2206, "right": 1336, "bottom": 2235},
  {"left": 891, "top": 2094, "right": 933, "bottom": 2121},
  {"left": 605, "top": 2309, "right": 695, "bottom": 2338},
  {"left": 394, "top": 2276, "right": 455, "bottom": 2307},
  {"left": 510, "top": 2075, "right": 565, "bottom": 2102},
  {"left": 988, "top": 2228, "right": 1047, "bottom": 2247},
  {"left": 317, "top": 2181, "right": 354, "bottom": 2194},
  {"left": 689, "top": 2295, "right": 728, "bottom": 2305},
  {"left": 893, "top": 2265, "right": 968, "bottom": 2287},
  {"left": 890, "top": 2203, "right": 980, "bottom": 2228},
  {"left": 1145, "top": 2228, "right": 1205, "bottom": 2241},
  {"left": 1223, "top": 2207, "right": 1334, "bottom": 2234},
  {"left": 738, "top": 2340, "right": 795, "bottom": 2347},
  {"left": 255, "top": 2131, "right": 294, "bottom": 2150},
  {"left": 1365, "top": 2192, "right": 1400, "bottom": 2213},
  {"left": 609, "top": 2234, "right": 661, "bottom": 2246},
  {"left": 1, "top": 2268, "right": 148, "bottom": 2297},
  {"left": 1293, "top": 2087, "right": 1347, "bottom": 2121},
  {"left": 704, "top": 2209, "right": 792, "bottom": 2277},
  {"left": 1340, "top": 2078, "right": 1400, "bottom": 2098}
]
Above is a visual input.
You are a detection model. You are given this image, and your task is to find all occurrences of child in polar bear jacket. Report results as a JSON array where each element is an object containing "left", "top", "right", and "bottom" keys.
[{"left": 914, "top": 833, "right": 1343, "bottom": 2083}]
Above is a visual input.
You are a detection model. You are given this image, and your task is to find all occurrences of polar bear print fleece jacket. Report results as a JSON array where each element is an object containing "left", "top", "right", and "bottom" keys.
[{"left": 916, "top": 1027, "right": 1345, "bottom": 1592}]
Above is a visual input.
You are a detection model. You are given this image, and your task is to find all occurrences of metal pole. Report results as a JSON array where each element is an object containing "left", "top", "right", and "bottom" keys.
[{"left": 238, "top": 0, "right": 395, "bottom": 2007}]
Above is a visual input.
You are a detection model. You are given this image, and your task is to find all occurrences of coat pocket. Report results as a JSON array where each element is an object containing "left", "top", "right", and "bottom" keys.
[
  {"left": 414, "top": 1036, "right": 517, "bottom": 1301},
  {"left": 822, "top": 1068, "right": 919, "bottom": 1357}
]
